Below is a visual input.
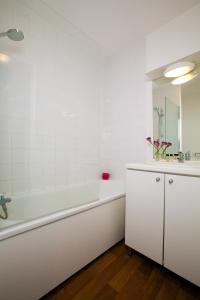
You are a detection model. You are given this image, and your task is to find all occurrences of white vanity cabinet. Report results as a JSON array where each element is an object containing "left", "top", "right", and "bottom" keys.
[
  {"left": 125, "top": 166, "right": 200, "bottom": 286},
  {"left": 125, "top": 170, "right": 164, "bottom": 264},
  {"left": 165, "top": 174, "right": 200, "bottom": 286}
]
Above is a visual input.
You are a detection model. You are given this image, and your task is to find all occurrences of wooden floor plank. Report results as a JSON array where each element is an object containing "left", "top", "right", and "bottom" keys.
[
  {"left": 155, "top": 274, "right": 181, "bottom": 300},
  {"left": 114, "top": 259, "right": 154, "bottom": 300},
  {"left": 94, "top": 284, "right": 117, "bottom": 300},
  {"left": 141, "top": 266, "right": 165, "bottom": 300},
  {"left": 176, "top": 281, "right": 200, "bottom": 300},
  {"left": 41, "top": 241, "right": 200, "bottom": 300},
  {"left": 71, "top": 250, "right": 129, "bottom": 300},
  {"left": 109, "top": 254, "right": 142, "bottom": 292}
]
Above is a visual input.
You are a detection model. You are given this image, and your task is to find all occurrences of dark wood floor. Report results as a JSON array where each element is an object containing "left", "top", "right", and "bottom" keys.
[{"left": 41, "top": 241, "right": 200, "bottom": 300}]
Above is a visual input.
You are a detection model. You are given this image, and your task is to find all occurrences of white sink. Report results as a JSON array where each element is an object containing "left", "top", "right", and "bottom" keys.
[
  {"left": 126, "top": 162, "right": 200, "bottom": 177},
  {"left": 148, "top": 160, "right": 200, "bottom": 169}
]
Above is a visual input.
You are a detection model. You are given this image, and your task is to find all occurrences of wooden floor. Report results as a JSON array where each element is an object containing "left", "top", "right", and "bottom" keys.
[{"left": 41, "top": 241, "right": 200, "bottom": 300}]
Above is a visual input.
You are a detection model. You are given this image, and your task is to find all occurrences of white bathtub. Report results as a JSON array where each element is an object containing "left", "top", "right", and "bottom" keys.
[{"left": 0, "top": 180, "right": 125, "bottom": 300}]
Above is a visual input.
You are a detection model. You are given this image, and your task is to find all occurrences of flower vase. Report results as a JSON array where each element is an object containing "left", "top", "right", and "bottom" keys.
[
  {"left": 154, "top": 150, "right": 160, "bottom": 161},
  {"left": 161, "top": 151, "right": 166, "bottom": 160}
]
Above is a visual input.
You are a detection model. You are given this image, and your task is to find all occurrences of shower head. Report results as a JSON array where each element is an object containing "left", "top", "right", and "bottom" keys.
[{"left": 0, "top": 29, "right": 24, "bottom": 41}]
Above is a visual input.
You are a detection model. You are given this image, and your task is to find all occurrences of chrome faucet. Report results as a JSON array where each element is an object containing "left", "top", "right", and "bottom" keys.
[
  {"left": 177, "top": 151, "right": 184, "bottom": 163},
  {"left": 185, "top": 151, "right": 191, "bottom": 161},
  {"left": 0, "top": 194, "right": 12, "bottom": 219}
]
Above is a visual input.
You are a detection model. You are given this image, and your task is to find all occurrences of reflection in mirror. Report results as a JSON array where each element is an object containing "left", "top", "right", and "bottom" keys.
[
  {"left": 153, "top": 80, "right": 180, "bottom": 155},
  {"left": 153, "top": 71, "right": 200, "bottom": 159},
  {"left": 182, "top": 74, "right": 200, "bottom": 157}
]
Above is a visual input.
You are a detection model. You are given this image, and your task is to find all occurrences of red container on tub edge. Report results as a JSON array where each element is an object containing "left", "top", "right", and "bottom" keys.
[{"left": 101, "top": 170, "right": 110, "bottom": 180}]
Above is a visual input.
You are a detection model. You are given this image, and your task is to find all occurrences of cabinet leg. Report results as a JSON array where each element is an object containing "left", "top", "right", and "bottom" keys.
[{"left": 128, "top": 248, "right": 134, "bottom": 257}]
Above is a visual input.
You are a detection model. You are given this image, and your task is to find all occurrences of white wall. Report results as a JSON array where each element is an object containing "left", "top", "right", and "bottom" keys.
[
  {"left": 2, "top": 0, "right": 199, "bottom": 192},
  {"left": 0, "top": 0, "right": 104, "bottom": 196},
  {"left": 146, "top": 3, "right": 200, "bottom": 161},
  {"left": 146, "top": 3, "right": 200, "bottom": 72},
  {"left": 101, "top": 39, "right": 146, "bottom": 179}
]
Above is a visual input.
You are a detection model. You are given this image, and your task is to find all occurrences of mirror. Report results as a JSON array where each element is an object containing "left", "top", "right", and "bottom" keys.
[{"left": 153, "top": 72, "right": 200, "bottom": 158}]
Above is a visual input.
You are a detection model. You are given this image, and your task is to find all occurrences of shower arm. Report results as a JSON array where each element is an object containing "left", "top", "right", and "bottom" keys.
[
  {"left": 0, "top": 204, "right": 8, "bottom": 220},
  {"left": 0, "top": 195, "right": 11, "bottom": 220}
]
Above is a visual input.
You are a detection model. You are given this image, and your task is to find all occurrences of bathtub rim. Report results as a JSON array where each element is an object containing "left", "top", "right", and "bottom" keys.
[{"left": 0, "top": 193, "right": 125, "bottom": 241}]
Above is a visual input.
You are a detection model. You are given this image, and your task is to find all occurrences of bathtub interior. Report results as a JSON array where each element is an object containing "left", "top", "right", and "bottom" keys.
[{"left": 0, "top": 180, "right": 125, "bottom": 230}]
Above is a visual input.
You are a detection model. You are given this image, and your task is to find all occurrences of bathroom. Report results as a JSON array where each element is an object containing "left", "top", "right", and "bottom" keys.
[{"left": 0, "top": 0, "right": 200, "bottom": 299}]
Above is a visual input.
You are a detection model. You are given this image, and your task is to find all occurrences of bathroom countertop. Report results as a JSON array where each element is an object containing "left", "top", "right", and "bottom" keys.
[{"left": 126, "top": 161, "right": 200, "bottom": 177}]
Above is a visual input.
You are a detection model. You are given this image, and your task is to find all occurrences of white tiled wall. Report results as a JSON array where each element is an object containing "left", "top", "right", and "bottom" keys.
[
  {"left": 0, "top": 0, "right": 104, "bottom": 196},
  {"left": 0, "top": 0, "right": 147, "bottom": 197},
  {"left": 100, "top": 40, "right": 146, "bottom": 179}
]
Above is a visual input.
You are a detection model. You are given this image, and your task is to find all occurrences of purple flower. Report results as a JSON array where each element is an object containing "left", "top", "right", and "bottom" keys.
[
  {"left": 146, "top": 137, "right": 172, "bottom": 159},
  {"left": 146, "top": 137, "right": 152, "bottom": 142},
  {"left": 162, "top": 141, "right": 172, "bottom": 155},
  {"left": 146, "top": 137, "right": 172, "bottom": 151},
  {"left": 153, "top": 140, "right": 160, "bottom": 147},
  {"left": 166, "top": 142, "right": 172, "bottom": 148},
  {"left": 161, "top": 141, "right": 168, "bottom": 146}
]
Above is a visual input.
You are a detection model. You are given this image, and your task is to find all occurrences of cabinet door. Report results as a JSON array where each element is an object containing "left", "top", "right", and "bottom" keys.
[
  {"left": 125, "top": 170, "right": 164, "bottom": 264},
  {"left": 165, "top": 175, "right": 200, "bottom": 286}
]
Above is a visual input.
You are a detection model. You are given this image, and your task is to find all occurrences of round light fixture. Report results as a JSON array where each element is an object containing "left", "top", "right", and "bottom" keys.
[
  {"left": 171, "top": 71, "right": 198, "bottom": 85},
  {"left": 164, "top": 61, "right": 195, "bottom": 78}
]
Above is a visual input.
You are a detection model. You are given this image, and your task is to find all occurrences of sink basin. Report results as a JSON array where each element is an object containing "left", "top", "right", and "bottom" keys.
[
  {"left": 148, "top": 161, "right": 200, "bottom": 169},
  {"left": 184, "top": 161, "right": 200, "bottom": 167},
  {"left": 126, "top": 162, "right": 200, "bottom": 176}
]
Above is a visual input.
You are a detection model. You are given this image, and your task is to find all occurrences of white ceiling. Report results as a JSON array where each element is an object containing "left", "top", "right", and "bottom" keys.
[{"left": 42, "top": 0, "right": 200, "bottom": 56}]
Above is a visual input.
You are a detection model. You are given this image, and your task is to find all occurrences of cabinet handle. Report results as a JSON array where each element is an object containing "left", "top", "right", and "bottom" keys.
[
  {"left": 169, "top": 178, "right": 173, "bottom": 184},
  {"left": 156, "top": 177, "right": 160, "bottom": 182}
]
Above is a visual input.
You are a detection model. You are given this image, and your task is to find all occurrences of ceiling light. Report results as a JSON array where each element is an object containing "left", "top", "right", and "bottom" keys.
[
  {"left": 0, "top": 53, "right": 10, "bottom": 63},
  {"left": 164, "top": 61, "right": 195, "bottom": 78},
  {"left": 171, "top": 71, "right": 198, "bottom": 85}
]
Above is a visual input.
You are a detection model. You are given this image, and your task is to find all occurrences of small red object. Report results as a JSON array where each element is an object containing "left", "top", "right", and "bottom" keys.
[{"left": 102, "top": 170, "right": 110, "bottom": 180}]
